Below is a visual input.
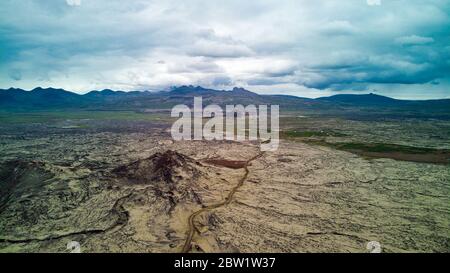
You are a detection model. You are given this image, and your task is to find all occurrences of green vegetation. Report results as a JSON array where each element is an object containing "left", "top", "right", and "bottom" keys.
[
  {"left": 333, "top": 142, "right": 439, "bottom": 154},
  {"left": 303, "top": 140, "right": 446, "bottom": 154},
  {"left": 282, "top": 130, "right": 328, "bottom": 138},
  {"left": 301, "top": 140, "right": 450, "bottom": 164},
  {"left": 0, "top": 111, "right": 172, "bottom": 124},
  {"left": 281, "top": 130, "right": 346, "bottom": 138}
]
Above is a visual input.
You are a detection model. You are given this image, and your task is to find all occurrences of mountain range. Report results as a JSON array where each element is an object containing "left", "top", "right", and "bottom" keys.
[{"left": 1, "top": 86, "right": 449, "bottom": 119}]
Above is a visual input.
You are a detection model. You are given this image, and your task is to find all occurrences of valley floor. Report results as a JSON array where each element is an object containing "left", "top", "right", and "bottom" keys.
[{"left": 0, "top": 117, "right": 448, "bottom": 253}]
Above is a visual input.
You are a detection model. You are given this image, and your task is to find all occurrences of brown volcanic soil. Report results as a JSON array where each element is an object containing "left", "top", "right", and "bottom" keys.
[
  {"left": 203, "top": 159, "right": 247, "bottom": 169},
  {"left": 0, "top": 121, "right": 448, "bottom": 253}
]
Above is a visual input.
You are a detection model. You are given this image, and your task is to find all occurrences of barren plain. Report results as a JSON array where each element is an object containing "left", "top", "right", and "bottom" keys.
[{"left": 0, "top": 113, "right": 449, "bottom": 253}]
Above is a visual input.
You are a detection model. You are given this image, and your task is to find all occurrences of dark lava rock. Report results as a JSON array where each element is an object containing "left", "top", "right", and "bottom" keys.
[
  {"left": 112, "top": 150, "right": 205, "bottom": 209},
  {"left": 112, "top": 150, "right": 201, "bottom": 185},
  {"left": 0, "top": 160, "right": 54, "bottom": 212}
]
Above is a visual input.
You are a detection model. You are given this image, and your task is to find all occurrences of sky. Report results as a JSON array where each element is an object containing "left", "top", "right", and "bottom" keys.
[{"left": 0, "top": 0, "right": 449, "bottom": 99}]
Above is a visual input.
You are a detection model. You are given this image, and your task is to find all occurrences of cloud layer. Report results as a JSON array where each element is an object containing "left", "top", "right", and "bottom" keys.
[{"left": 1, "top": 0, "right": 449, "bottom": 98}]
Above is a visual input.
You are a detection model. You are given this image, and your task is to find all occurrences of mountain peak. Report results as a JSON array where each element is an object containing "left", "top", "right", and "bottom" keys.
[
  {"left": 231, "top": 87, "right": 256, "bottom": 95},
  {"left": 1, "top": 87, "right": 25, "bottom": 93},
  {"left": 32, "top": 87, "right": 63, "bottom": 92},
  {"left": 170, "top": 85, "right": 210, "bottom": 94},
  {"left": 85, "top": 89, "right": 126, "bottom": 96},
  {"left": 232, "top": 87, "right": 245, "bottom": 92}
]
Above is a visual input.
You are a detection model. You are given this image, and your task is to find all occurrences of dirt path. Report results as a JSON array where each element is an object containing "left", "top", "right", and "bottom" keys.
[{"left": 181, "top": 152, "right": 264, "bottom": 253}]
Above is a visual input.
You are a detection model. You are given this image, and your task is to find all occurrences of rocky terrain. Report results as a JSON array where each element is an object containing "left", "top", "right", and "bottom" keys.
[{"left": 0, "top": 118, "right": 448, "bottom": 253}]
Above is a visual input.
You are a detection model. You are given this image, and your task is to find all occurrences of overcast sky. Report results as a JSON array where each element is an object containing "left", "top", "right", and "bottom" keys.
[{"left": 1, "top": 0, "right": 449, "bottom": 99}]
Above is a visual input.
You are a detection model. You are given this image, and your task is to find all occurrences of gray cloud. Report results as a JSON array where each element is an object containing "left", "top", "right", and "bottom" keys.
[
  {"left": 66, "top": 0, "right": 81, "bottom": 7},
  {"left": 301, "top": 48, "right": 450, "bottom": 90},
  {"left": 0, "top": 0, "right": 449, "bottom": 99},
  {"left": 395, "top": 35, "right": 435, "bottom": 46},
  {"left": 8, "top": 70, "right": 22, "bottom": 81},
  {"left": 320, "top": 21, "right": 359, "bottom": 36},
  {"left": 187, "top": 40, "right": 254, "bottom": 58}
]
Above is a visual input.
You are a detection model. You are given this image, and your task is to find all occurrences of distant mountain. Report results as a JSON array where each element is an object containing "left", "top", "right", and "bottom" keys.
[
  {"left": 164, "top": 86, "right": 278, "bottom": 106},
  {"left": 317, "top": 93, "right": 400, "bottom": 106},
  {"left": 0, "top": 87, "right": 89, "bottom": 110},
  {"left": 1, "top": 86, "right": 449, "bottom": 119},
  {"left": 317, "top": 93, "right": 450, "bottom": 112},
  {"left": 85, "top": 89, "right": 126, "bottom": 97}
]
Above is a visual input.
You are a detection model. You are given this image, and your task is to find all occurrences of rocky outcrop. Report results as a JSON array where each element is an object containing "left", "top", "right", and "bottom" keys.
[
  {"left": 113, "top": 150, "right": 201, "bottom": 185},
  {"left": 0, "top": 160, "right": 53, "bottom": 213},
  {"left": 112, "top": 150, "right": 204, "bottom": 208}
]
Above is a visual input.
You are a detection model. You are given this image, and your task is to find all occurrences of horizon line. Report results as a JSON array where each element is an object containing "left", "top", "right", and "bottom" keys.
[{"left": 1, "top": 85, "right": 449, "bottom": 101}]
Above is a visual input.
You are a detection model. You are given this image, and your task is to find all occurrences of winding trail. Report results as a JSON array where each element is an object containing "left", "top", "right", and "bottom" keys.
[{"left": 181, "top": 152, "right": 264, "bottom": 253}]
